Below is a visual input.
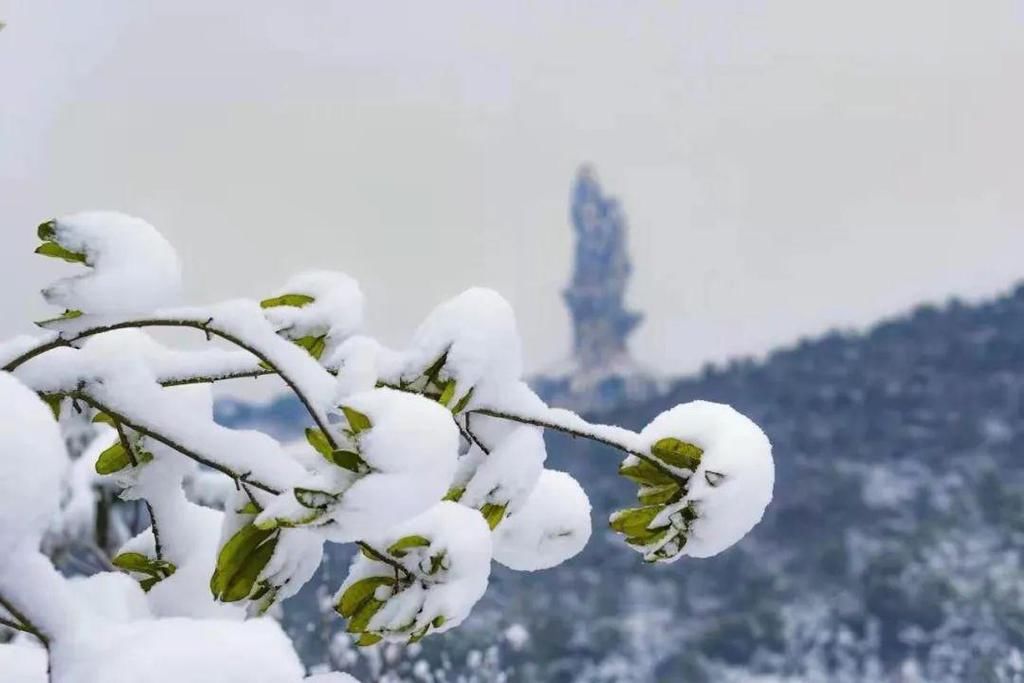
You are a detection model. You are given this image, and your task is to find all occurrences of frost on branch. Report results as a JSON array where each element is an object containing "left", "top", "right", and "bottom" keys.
[
  {"left": 334, "top": 502, "right": 491, "bottom": 645},
  {"left": 611, "top": 400, "right": 774, "bottom": 562},
  {"left": 36, "top": 212, "right": 182, "bottom": 319}
]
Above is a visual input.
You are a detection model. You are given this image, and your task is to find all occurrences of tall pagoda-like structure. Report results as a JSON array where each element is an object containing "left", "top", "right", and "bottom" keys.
[{"left": 535, "top": 166, "right": 660, "bottom": 413}]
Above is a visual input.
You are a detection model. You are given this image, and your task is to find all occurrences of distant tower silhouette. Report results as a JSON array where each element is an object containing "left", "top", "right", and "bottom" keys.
[
  {"left": 534, "top": 165, "right": 660, "bottom": 413},
  {"left": 564, "top": 165, "right": 644, "bottom": 370}
]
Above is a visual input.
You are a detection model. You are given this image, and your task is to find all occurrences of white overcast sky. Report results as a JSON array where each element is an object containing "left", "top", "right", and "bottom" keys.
[{"left": 2, "top": 0, "right": 1023, "bottom": 396}]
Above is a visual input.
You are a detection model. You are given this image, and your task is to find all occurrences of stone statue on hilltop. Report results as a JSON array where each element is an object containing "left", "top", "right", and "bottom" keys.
[{"left": 535, "top": 166, "right": 660, "bottom": 413}]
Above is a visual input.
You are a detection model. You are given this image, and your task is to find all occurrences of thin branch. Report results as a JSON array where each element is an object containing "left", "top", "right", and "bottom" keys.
[
  {"left": 3, "top": 318, "right": 337, "bottom": 449},
  {"left": 74, "top": 392, "right": 281, "bottom": 495},
  {"left": 145, "top": 501, "right": 163, "bottom": 561},
  {"left": 0, "top": 593, "right": 48, "bottom": 646},
  {"left": 356, "top": 542, "right": 413, "bottom": 581}
]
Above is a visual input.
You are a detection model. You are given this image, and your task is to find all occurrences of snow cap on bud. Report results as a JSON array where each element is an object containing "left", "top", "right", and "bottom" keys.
[
  {"left": 396, "top": 288, "right": 523, "bottom": 411},
  {"left": 335, "top": 502, "right": 492, "bottom": 645},
  {"left": 613, "top": 401, "right": 773, "bottom": 562},
  {"left": 35, "top": 211, "right": 182, "bottom": 319}
]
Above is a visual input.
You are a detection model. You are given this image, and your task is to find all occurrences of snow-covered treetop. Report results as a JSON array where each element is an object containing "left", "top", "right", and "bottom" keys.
[{"left": 0, "top": 212, "right": 775, "bottom": 682}]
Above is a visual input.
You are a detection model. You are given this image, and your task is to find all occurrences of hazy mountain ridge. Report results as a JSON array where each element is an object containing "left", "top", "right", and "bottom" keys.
[{"left": 219, "top": 284, "right": 1024, "bottom": 681}]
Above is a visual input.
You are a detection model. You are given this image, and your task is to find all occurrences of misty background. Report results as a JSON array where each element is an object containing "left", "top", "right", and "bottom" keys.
[{"left": 2, "top": 0, "right": 1023, "bottom": 398}]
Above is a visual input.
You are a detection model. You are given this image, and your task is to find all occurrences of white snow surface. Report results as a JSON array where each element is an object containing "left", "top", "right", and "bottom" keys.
[
  {"left": 492, "top": 469, "right": 592, "bottom": 571},
  {"left": 454, "top": 424, "right": 546, "bottom": 514},
  {"left": 0, "top": 373, "right": 69, "bottom": 557},
  {"left": 0, "top": 642, "right": 46, "bottom": 683},
  {"left": 40, "top": 211, "right": 182, "bottom": 315},
  {"left": 641, "top": 400, "right": 774, "bottom": 559},
  {"left": 51, "top": 617, "right": 307, "bottom": 683}
]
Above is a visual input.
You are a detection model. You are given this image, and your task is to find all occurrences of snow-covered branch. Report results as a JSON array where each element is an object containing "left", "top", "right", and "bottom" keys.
[{"left": 0, "top": 211, "right": 776, "bottom": 682}]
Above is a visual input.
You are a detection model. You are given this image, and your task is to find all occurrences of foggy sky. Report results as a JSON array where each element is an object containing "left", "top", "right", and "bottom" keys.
[{"left": 2, "top": 0, "right": 1023, "bottom": 398}]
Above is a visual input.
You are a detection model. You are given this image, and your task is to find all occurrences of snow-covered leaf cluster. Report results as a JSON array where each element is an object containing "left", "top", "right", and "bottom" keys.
[{"left": 0, "top": 212, "right": 774, "bottom": 681}]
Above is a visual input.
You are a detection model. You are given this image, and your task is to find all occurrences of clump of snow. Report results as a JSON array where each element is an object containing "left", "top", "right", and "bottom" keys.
[
  {"left": 450, "top": 424, "right": 546, "bottom": 519},
  {"left": 335, "top": 502, "right": 492, "bottom": 642},
  {"left": 393, "top": 288, "right": 522, "bottom": 406},
  {"left": 328, "top": 336, "right": 402, "bottom": 398},
  {"left": 0, "top": 372, "right": 69, "bottom": 557},
  {"left": 51, "top": 616, "right": 308, "bottom": 683},
  {"left": 262, "top": 271, "right": 364, "bottom": 355},
  {"left": 504, "top": 623, "right": 530, "bottom": 651},
  {"left": 629, "top": 400, "right": 774, "bottom": 560},
  {"left": 256, "top": 388, "right": 459, "bottom": 542},
  {"left": 39, "top": 212, "right": 182, "bottom": 315},
  {"left": 0, "top": 642, "right": 46, "bottom": 683},
  {"left": 492, "top": 469, "right": 592, "bottom": 571}
]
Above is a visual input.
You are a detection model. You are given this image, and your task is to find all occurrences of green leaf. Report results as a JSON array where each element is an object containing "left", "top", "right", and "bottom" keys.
[
  {"left": 210, "top": 524, "right": 275, "bottom": 600},
  {"left": 259, "top": 293, "right": 315, "bottom": 309},
  {"left": 92, "top": 411, "right": 115, "bottom": 426},
  {"left": 37, "top": 220, "right": 57, "bottom": 241},
  {"left": 618, "top": 458, "right": 676, "bottom": 486},
  {"left": 356, "top": 633, "right": 383, "bottom": 647},
  {"left": 219, "top": 534, "right": 278, "bottom": 603},
  {"left": 423, "top": 351, "right": 448, "bottom": 385},
  {"left": 431, "top": 615, "right": 446, "bottom": 629},
  {"left": 236, "top": 501, "right": 261, "bottom": 515},
  {"left": 387, "top": 535, "right": 430, "bottom": 558},
  {"left": 336, "top": 576, "right": 395, "bottom": 618},
  {"left": 480, "top": 502, "right": 508, "bottom": 530},
  {"left": 293, "top": 335, "right": 327, "bottom": 361},
  {"left": 437, "top": 379, "right": 456, "bottom": 407},
  {"left": 638, "top": 482, "right": 682, "bottom": 506},
  {"left": 346, "top": 597, "right": 385, "bottom": 633},
  {"left": 304, "top": 427, "right": 332, "bottom": 458},
  {"left": 112, "top": 552, "right": 155, "bottom": 573},
  {"left": 95, "top": 442, "right": 130, "bottom": 475},
  {"left": 293, "top": 487, "right": 340, "bottom": 510},
  {"left": 443, "top": 486, "right": 465, "bottom": 502},
  {"left": 35, "top": 241, "right": 86, "bottom": 264},
  {"left": 609, "top": 506, "right": 664, "bottom": 537},
  {"left": 451, "top": 387, "right": 475, "bottom": 414},
  {"left": 650, "top": 438, "right": 703, "bottom": 471},
  {"left": 35, "top": 309, "right": 83, "bottom": 328},
  {"left": 341, "top": 406, "right": 372, "bottom": 434},
  {"left": 40, "top": 393, "right": 62, "bottom": 421},
  {"left": 140, "top": 577, "right": 160, "bottom": 592},
  {"left": 325, "top": 449, "right": 365, "bottom": 472}
]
